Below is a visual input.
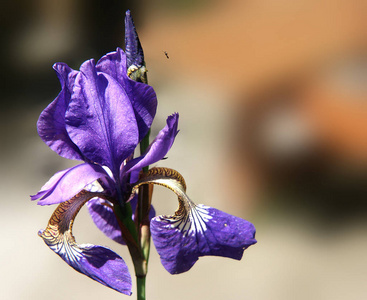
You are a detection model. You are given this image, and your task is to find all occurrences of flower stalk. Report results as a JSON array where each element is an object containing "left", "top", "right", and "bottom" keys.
[
  {"left": 134, "top": 100, "right": 152, "bottom": 300},
  {"left": 129, "top": 137, "right": 152, "bottom": 300},
  {"left": 124, "top": 10, "right": 153, "bottom": 296},
  {"left": 136, "top": 276, "right": 146, "bottom": 300}
]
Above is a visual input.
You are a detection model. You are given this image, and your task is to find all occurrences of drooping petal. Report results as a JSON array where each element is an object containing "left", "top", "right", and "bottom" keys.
[
  {"left": 124, "top": 10, "right": 144, "bottom": 70},
  {"left": 37, "top": 63, "right": 83, "bottom": 160},
  {"left": 39, "top": 190, "right": 132, "bottom": 295},
  {"left": 151, "top": 206, "right": 256, "bottom": 274},
  {"left": 65, "top": 59, "right": 139, "bottom": 176},
  {"left": 95, "top": 48, "right": 157, "bottom": 141},
  {"left": 87, "top": 198, "right": 125, "bottom": 245},
  {"left": 131, "top": 167, "right": 257, "bottom": 274},
  {"left": 123, "top": 113, "right": 179, "bottom": 176},
  {"left": 32, "top": 163, "right": 112, "bottom": 206}
]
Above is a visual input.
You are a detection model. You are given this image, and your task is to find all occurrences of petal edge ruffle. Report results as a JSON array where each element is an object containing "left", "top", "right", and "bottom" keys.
[{"left": 37, "top": 63, "right": 83, "bottom": 161}]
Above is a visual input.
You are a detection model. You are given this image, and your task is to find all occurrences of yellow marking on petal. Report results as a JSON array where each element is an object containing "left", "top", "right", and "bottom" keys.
[
  {"left": 39, "top": 190, "right": 106, "bottom": 250},
  {"left": 134, "top": 167, "right": 187, "bottom": 191},
  {"left": 131, "top": 167, "right": 194, "bottom": 222},
  {"left": 131, "top": 168, "right": 213, "bottom": 236}
]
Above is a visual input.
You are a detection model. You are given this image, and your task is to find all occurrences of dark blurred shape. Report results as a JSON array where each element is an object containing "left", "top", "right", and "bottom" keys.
[
  {"left": 83, "top": 0, "right": 142, "bottom": 59},
  {"left": 0, "top": 0, "right": 142, "bottom": 109},
  {"left": 235, "top": 51, "right": 367, "bottom": 223}
]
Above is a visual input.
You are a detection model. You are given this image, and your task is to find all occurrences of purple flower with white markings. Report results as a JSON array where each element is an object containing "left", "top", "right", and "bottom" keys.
[
  {"left": 132, "top": 168, "right": 257, "bottom": 275},
  {"left": 31, "top": 10, "right": 256, "bottom": 298}
]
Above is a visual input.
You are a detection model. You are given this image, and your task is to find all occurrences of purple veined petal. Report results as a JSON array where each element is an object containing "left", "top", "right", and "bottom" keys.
[
  {"left": 127, "top": 78, "right": 157, "bottom": 140},
  {"left": 37, "top": 63, "right": 83, "bottom": 160},
  {"left": 32, "top": 163, "right": 113, "bottom": 206},
  {"left": 131, "top": 167, "right": 257, "bottom": 274},
  {"left": 151, "top": 206, "right": 256, "bottom": 274},
  {"left": 95, "top": 48, "right": 157, "bottom": 141},
  {"left": 123, "top": 113, "right": 179, "bottom": 177},
  {"left": 87, "top": 198, "right": 125, "bottom": 245},
  {"left": 39, "top": 190, "right": 132, "bottom": 295},
  {"left": 65, "top": 59, "right": 139, "bottom": 176},
  {"left": 124, "top": 10, "right": 144, "bottom": 69}
]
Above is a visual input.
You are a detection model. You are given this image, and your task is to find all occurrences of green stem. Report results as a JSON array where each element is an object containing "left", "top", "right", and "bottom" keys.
[
  {"left": 113, "top": 203, "right": 138, "bottom": 244},
  {"left": 130, "top": 64, "right": 151, "bottom": 300},
  {"left": 138, "top": 184, "right": 152, "bottom": 261},
  {"left": 140, "top": 129, "right": 151, "bottom": 168},
  {"left": 135, "top": 128, "right": 152, "bottom": 299},
  {"left": 136, "top": 276, "right": 146, "bottom": 300}
]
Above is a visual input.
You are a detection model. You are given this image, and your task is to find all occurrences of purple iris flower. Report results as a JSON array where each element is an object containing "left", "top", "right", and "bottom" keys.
[{"left": 31, "top": 10, "right": 256, "bottom": 296}]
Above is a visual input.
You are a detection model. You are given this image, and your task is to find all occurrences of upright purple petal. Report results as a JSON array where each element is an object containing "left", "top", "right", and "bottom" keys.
[
  {"left": 95, "top": 48, "right": 157, "bottom": 141},
  {"left": 124, "top": 10, "right": 144, "bottom": 69},
  {"left": 123, "top": 113, "right": 179, "bottom": 176},
  {"left": 95, "top": 48, "right": 126, "bottom": 89},
  {"left": 127, "top": 78, "right": 157, "bottom": 140},
  {"left": 65, "top": 59, "right": 139, "bottom": 176},
  {"left": 37, "top": 63, "right": 83, "bottom": 160},
  {"left": 32, "top": 163, "right": 112, "bottom": 206},
  {"left": 39, "top": 190, "right": 132, "bottom": 295}
]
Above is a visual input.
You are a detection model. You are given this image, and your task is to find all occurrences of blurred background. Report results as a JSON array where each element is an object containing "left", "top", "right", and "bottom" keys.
[{"left": 1, "top": 0, "right": 366, "bottom": 299}]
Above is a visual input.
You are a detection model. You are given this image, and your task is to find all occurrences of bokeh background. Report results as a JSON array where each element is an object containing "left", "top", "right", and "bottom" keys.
[{"left": 1, "top": 0, "right": 367, "bottom": 299}]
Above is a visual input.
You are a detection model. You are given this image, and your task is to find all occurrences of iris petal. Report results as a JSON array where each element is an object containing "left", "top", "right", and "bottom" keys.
[
  {"left": 39, "top": 190, "right": 132, "bottom": 295},
  {"left": 151, "top": 206, "right": 256, "bottom": 274},
  {"left": 95, "top": 48, "right": 157, "bottom": 141},
  {"left": 31, "top": 163, "right": 112, "bottom": 206},
  {"left": 31, "top": 168, "right": 70, "bottom": 201},
  {"left": 124, "top": 10, "right": 144, "bottom": 70},
  {"left": 87, "top": 195, "right": 156, "bottom": 245},
  {"left": 123, "top": 113, "right": 179, "bottom": 176},
  {"left": 37, "top": 63, "right": 83, "bottom": 160},
  {"left": 131, "top": 167, "right": 257, "bottom": 274},
  {"left": 87, "top": 198, "right": 125, "bottom": 245},
  {"left": 65, "top": 59, "right": 139, "bottom": 176}
]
